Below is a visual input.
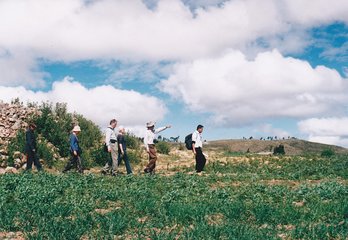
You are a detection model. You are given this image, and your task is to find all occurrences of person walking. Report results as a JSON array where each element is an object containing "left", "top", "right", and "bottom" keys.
[
  {"left": 102, "top": 119, "right": 118, "bottom": 176},
  {"left": 63, "top": 125, "right": 83, "bottom": 173},
  {"left": 117, "top": 126, "right": 132, "bottom": 175},
  {"left": 25, "top": 123, "right": 43, "bottom": 171},
  {"left": 143, "top": 121, "right": 171, "bottom": 174},
  {"left": 192, "top": 124, "right": 206, "bottom": 173}
]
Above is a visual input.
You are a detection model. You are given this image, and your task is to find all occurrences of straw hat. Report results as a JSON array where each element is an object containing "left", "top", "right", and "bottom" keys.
[
  {"left": 72, "top": 125, "right": 81, "bottom": 132},
  {"left": 146, "top": 121, "right": 155, "bottom": 128}
]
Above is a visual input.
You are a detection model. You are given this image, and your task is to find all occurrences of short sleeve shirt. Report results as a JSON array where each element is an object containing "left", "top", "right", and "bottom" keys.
[
  {"left": 192, "top": 130, "right": 203, "bottom": 148},
  {"left": 117, "top": 134, "right": 126, "bottom": 151}
]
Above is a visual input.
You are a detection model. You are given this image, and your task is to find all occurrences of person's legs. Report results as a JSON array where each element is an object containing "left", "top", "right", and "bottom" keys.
[
  {"left": 26, "top": 152, "right": 34, "bottom": 171},
  {"left": 33, "top": 153, "right": 42, "bottom": 171},
  {"left": 63, "top": 153, "right": 75, "bottom": 173},
  {"left": 76, "top": 155, "right": 83, "bottom": 173},
  {"left": 117, "top": 152, "right": 122, "bottom": 166},
  {"left": 123, "top": 151, "right": 132, "bottom": 174},
  {"left": 200, "top": 151, "right": 206, "bottom": 171},
  {"left": 144, "top": 146, "right": 157, "bottom": 173},
  {"left": 195, "top": 148, "right": 205, "bottom": 172},
  {"left": 102, "top": 151, "right": 112, "bottom": 174},
  {"left": 110, "top": 143, "right": 118, "bottom": 175}
]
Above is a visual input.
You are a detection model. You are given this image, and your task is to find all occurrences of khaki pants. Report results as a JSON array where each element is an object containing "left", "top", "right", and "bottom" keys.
[
  {"left": 144, "top": 145, "right": 157, "bottom": 173},
  {"left": 103, "top": 143, "right": 118, "bottom": 174}
]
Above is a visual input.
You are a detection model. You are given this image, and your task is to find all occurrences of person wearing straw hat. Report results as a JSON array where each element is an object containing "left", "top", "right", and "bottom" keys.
[
  {"left": 63, "top": 125, "right": 83, "bottom": 173},
  {"left": 25, "top": 123, "right": 43, "bottom": 171},
  {"left": 143, "top": 121, "right": 171, "bottom": 174},
  {"left": 117, "top": 126, "right": 132, "bottom": 175},
  {"left": 101, "top": 119, "right": 118, "bottom": 176}
]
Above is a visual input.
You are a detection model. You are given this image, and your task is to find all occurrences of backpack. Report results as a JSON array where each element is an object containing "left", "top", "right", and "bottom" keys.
[{"left": 185, "top": 133, "right": 193, "bottom": 150}]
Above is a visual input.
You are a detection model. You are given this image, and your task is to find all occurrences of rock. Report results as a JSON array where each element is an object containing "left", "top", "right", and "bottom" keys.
[
  {"left": 13, "top": 151, "right": 22, "bottom": 158},
  {"left": 11, "top": 120, "right": 21, "bottom": 130},
  {"left": 8, "top": 118, "right": 16, "bottom": 123},
  {"left": 0, "top": 161, "right": 7, "bottom": 168},
  {"left": 5, "top": 167, "right": 18, "bottom": 174},
  {"left": 0, "top": 168, "right": 5, "bottom": 175},
  {"left": 14, "top": 158, "right": 22, "bottom": 168},
  {"left": 0, "top": 149, "right": 7, "bottom": 155},
  {"left": 21, "top": 155, "right": 27, "bottom": 163},
  {"left": 22, "top": 163, "right": 27, "bottom": 170}
]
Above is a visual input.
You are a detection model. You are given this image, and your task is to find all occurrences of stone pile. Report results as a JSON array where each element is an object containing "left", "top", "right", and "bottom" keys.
[{"left": 0, "top": 101, "right": 41, "bottom": 172}]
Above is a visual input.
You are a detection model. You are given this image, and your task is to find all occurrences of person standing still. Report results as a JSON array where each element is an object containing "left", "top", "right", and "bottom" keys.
[
  {"left": 63, "top": 125, "right": 83, "bottom": 173},
  {"left": 192, "top": 125, "right": 206, "bottom": 173},
  {"left": 25, "top": 123, "right": 43, "bottom": 171},
  {"left": 143, "top": 121, "right": 171, "bottom": 174},
  {"left": 102, "top": 119, "right": 118, "bottom": 176},
  {"left": 117, "top": 126, "right": 132, "bottom": 175}
]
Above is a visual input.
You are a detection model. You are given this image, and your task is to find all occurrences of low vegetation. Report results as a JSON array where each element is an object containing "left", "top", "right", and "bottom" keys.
[
  {"left": 7, "top": 102, "right": 143, "bottom": 169},
  {"left": 0, "top": 154, "right": 347, "bottom": 239},
  {"left": 2, "top": 101, "right": 348, "bottom": 239}
]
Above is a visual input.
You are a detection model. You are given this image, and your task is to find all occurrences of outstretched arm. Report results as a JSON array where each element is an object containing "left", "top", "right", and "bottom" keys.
[{"left": 154, "top": 125, "right": 171, "bottom": 134}]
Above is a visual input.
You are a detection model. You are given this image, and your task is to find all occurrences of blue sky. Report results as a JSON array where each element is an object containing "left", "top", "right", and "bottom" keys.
[{"left": 0, "top": 0, "right": 348, "bottom": 146}]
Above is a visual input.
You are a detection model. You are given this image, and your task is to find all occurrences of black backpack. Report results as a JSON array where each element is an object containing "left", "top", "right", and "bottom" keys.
[{"left": 185, "top": 133, "right": 193, "bottom": 150}]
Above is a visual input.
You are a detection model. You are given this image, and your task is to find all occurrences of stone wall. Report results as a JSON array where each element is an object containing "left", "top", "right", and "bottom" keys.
[{"left": 0, "top": 101, "right": 41, "bottom": 170}]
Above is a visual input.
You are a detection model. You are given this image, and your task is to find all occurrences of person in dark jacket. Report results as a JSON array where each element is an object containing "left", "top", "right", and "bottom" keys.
[
  {"left": 25, "top": 123, "right": 42, "bottom": 171},
  {"left": 63, "top": 125, "right": 83, "bottom": 173},
  {"left": 117, "top": 126, "right": 132, "bottom": 175}
]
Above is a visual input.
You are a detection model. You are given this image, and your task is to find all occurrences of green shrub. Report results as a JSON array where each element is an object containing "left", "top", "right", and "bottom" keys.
[
  {"left": 124, "top": 133, "right": 141, "bottom": 149},
  {"left": 7, "top": 129, "right": 26, "bottom": 166},
  {"left": 273, "top": 144, "right": 285, "bottom": 155},
  {"left": 32, "top": 102, "right": 103, "bottom": 167},
  {"left": 37, "top": 140, "right": 54, "bottom": 168},
  {"left": 90, "top": 146, "right": 109, "bottom": 166},
  {"left": 126, "top": 149, "right": 142, "bottom": 164},
  {"left": 321, "top": 148, "right": 335, "bottom": 158},
  {"left": 156, "top": 141, "right": 171, "bottom": 155},
  {"left": 33, "top": 102, "right": 72, "bottom": 157}
]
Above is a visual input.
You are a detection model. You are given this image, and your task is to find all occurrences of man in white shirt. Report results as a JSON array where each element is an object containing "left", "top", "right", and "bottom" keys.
[
  {"left": 144, "top": 121, "right": 171, "bottom": 173},
  {"left": 192, "top": 124, "right": 206, "bottom": 173},
  {"left": 102, "top": 119, "right": 118, "bottom": 176}
]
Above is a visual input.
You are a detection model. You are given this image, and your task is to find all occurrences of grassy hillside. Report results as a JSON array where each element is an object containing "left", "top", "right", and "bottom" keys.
[
  {"left": 206, "top": 139, "right": 348, "bottom": 155},
  {"left": 0, "top": 153, "right": 347, "bottom": 239}
]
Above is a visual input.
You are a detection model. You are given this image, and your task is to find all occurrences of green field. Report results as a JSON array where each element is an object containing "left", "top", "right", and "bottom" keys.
[{"left": 0, "top": 155, "right": 347, "bottom": 239}]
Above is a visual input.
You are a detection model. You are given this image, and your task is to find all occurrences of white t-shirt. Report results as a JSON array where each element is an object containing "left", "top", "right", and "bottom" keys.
[
  {"left": 144, "top": 126, "right": 168, "bottom": 151},
  {"left": 192, "top": 130, "right": 203, "bottom": 148},
  {"left": 105, "top": 126, "right": 117, "bottom": 146}
]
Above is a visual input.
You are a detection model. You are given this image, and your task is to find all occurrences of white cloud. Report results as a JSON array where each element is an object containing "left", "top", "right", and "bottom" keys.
[
  {"left": 320, "top": 41, "right": 348, "bottom": 63},
  {"left": 1, "top": 0, "right": 347, "bottom": 63},
  {"left": 0, "top": 77, "right": 167, "bottom": 130},
  {"left": 298, "top": 117, "right": 348, "bottom": 147},
  {"left": 0, "top": 50, "right": 47, "bottom": 87},
  {"left": 284, "top": 0, "right": 348, "bottom": 26},
  {"left": 0, "top": 0, "right": 347, "bottom": 87},
  {"left": 159, "top": 49, "right": 348, "bottom": 126}
]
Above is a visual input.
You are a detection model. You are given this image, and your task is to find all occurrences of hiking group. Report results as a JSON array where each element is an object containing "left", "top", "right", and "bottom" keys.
[{"left": 25, "top": 119, "right": 207, "bottom": 175}]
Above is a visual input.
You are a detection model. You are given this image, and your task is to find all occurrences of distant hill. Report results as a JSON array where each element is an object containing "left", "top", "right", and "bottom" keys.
[{"left": 205, "top": 139, "right": 348, "bottom": 155}]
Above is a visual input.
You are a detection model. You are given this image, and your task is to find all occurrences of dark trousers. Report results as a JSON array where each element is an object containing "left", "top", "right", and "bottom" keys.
[
  {"left": 144, "top": 145, "right": 157, "bottom": 173},
  {"left": 26, "top": 151, "right": 42, "bottom": 171},
  {"left": 63, "top": 153, "right": 83, "bottom": 173},
  {"left": 117, "top": 150, "right": 132, "bottom": 174},
  {"left": 195, "top": 147, "right": 206, "bottom": 172}
]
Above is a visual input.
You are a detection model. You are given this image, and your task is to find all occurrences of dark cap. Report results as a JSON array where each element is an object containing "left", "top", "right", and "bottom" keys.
[
  {"left": 29, "top": 123, "right": 37, "bottom": 129},
  {"left": 197, "top": 124, "right": 204, "bottom": 130}
]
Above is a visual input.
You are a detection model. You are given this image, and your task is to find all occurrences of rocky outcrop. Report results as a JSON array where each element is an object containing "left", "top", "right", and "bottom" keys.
[{"left": 0, "top": 101, "right": 41, "bottom": 171}]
